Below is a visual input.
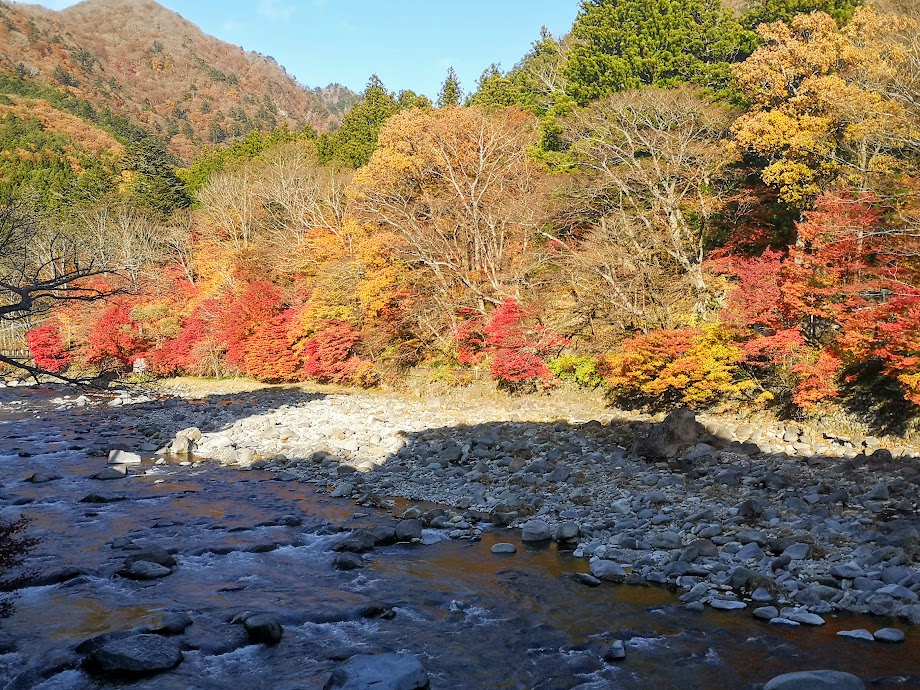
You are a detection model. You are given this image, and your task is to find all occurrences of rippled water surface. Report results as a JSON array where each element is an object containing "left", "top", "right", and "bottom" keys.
[{"left": 0, "top": 387, "right": 917, "bottom": 689}]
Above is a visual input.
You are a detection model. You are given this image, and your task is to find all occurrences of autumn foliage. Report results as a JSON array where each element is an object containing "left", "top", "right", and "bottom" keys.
[{"left": 18, "top": 2, "right": 920, "bottom": 419}]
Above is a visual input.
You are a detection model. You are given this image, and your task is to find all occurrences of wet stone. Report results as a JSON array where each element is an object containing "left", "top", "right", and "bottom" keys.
[{"left": 86, "top": 634, "right": 183, "bottom": 674}]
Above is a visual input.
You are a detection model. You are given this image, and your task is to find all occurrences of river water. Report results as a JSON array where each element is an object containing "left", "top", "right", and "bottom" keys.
[{"left": 0, "top": 387, "right": 917, "bottom": 689}]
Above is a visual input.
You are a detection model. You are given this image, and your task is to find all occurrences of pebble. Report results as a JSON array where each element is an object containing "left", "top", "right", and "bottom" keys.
[
  {"left": 873, "top": 628, "right": 905, "bottom": 643},
  {"left": 491, "top": 543, "right": 517, "bottom": 554}
]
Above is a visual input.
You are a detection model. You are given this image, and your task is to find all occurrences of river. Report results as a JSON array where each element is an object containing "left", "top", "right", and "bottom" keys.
[{"left": 0, "top": 386, "right": 916, "bottom": 689}]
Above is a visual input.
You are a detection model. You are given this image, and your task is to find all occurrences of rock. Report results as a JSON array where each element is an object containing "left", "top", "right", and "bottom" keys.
[
  {"left": 838, "top": 629, "right": 874, "bottom": 641},
  {"left": 86, "top": 634, "right": 183, "bottom": 673},
  {"left": 789, "top": 612, "right": 825, "bottom": 625},
  {"left": 331, "top": 483, "right": 355, "bottom": 498},
  {"left": 873, "top": 628, "right": 905, "bottom": 643},
  {"left": 93, "top": 466, "right": 128, "bottom": 480},
  {"left": 334, "top": 530, "right": 377, "bottom": 554},
  {"left": 763, "top": 670, "right": 864, "bottom": 690},
  {"left": 574, "top": 573, "right": 602, "bottom": 587},
  {"left": 555, "top": 521, "right": 580, "bottom": 541},
  {"left": 27, "top": 473, "right": 53, "bottom": 483},
  {"left": 521, "top": 519, "right": 552, "bottom": 542},
  {"left": 602, "top": 640, "right": 626, "bottom": 661},
  {"left": 736, "top": 543, "right": 765, "bottom": 560},
  {"left": 149, "top": 613, "right": 193, "bottom": 635},
  {"left": 876, "top": 584, "right": 918, "bottom": 602},
  {"left": 333, "top": 553, "right": 364, "bottom": 571},
  {"left": 590, "top": 560, "right": 626, "bottom": 582},
  {"left": 829, "top": 563, "right": 865, "bottom": 579},
  {"left": 782, "top": 543, "right": 810, "bottom": 560},
  {"left": 107, "top": 450, "right": 141, "bottom": 465},
  {"left": 118, "top": 561, "right": 171, "bottom": 580},
  {"left": 753, "top": 606, "right": 778, "bottom": 620},
  {"left": 394, "top": 519, "right": 423, "bottom": 542},
  {"left": 751, "top": 587, "right": 773, "bottom": 603},
  {"left": 123, "top": 546, "right": 177, "bottom": 568},
  {"left": 652, "top": 530, "right": 682, "bottom": 549},
  {"left": 736, "top": 530, "right": 767, "bottom": 546},
  {"left": 243, "top": 614, "right": 283, "bottom": 645},
  {"left": 491, "top": 543, "right": 517, "bottom": 554},
  {"left": 865, "top": 483, "right": 890, "bottom": 501},
  {"left": 710, "top": 599, "right": 747, "bottom": 611},
  {"left": 324, "top": 653, "right": 429, "bottom": 690}
]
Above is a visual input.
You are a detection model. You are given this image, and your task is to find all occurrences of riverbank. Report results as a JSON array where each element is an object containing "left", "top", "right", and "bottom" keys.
[
  {"left": 1, "top": 382, "right": 918, "bottom": 689},
  {"left": 75, "top": 377, "right": 920, "bottom": 630}
]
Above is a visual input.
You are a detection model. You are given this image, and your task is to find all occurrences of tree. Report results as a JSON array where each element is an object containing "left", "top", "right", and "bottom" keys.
[
  {"left": 555, "top": 88, "right": 738, "bottom": 326},
  {"left": 0, "top": 189, "right": 117, "bottom": 379},
  {"left": 732, "top": 9, "right": 914, "bottom": 207},
  {"left": 437, "top": 67, "right": 463, "bottom": 107},
  {"left": 741, "top": 0, "right": 863, "bottom": 28},
  {"left": 318, "top": 75, "right": 399, "bottom": 168},
  {"left": 352, "top": 106, "right": 546, "bottom": 337},
  {"left": 564, "top": 0, "right": 752, "bottom": 104}
]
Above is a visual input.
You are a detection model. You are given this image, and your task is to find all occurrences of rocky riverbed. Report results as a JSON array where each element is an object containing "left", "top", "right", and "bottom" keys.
[
  {"left": 2, "top": 380, "right": 919, "bottom": 688},
  {"left": 93, "top": 382, "right": 920, "bottom": 625}
]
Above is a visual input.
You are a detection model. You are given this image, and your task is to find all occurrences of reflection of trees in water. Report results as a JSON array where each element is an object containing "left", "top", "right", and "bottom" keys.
[{"left": 0, "top": 516, "right": 38, "bottom": 620}]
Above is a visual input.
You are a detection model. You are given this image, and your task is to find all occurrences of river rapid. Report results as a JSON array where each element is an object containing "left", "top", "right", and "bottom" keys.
[{"left": 0, "top": 385, "right": 917, "bottom": 689}]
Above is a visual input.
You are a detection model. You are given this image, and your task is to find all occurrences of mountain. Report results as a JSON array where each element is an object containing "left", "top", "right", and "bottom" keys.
[{"left": 0, "top": 0, "right": 358, "bottom": 159}]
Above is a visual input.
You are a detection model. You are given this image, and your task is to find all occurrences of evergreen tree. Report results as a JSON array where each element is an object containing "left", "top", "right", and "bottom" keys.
[
  {"left": 437, "top": 67, "right": 463, "bottom": 107},
  {"left": 320, "top": 75, "right": 399, "bottom": 168},
  {"left": 564, "top": 0, "right": 753, "bottom": 104},
  {"left": 741, "top": 0, "right": 862, "bottom": 28}
]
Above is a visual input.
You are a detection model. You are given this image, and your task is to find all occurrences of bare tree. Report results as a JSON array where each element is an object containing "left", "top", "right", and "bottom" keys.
[
  {"left": 197, "top": 169, "right": 261, "bottom": 253},
  {"left": 353, "top": 106, "right": 546, "bottom": 323},
  {"left": 0, "top": 191, "right": 117, "bottom": 380},
  {"left": 554, "top": 88, "right": 737, "bottom": 326},
  {"left": 255, "top": 143, "right": 354, "bottom": 273}
]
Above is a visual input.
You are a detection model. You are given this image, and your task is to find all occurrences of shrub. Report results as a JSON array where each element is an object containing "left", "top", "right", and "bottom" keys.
[
  {"left": 603, "top": 324, "right": 754, "bottom": 409},
  {"left": 298, "top": 321, "right": 376, "bottom": 386},
  {"left": 548, "top": 354, "right": 604, "bottom": 388},
  {"left": 25, "top": 319, "right": 71, "bottom": 372}
]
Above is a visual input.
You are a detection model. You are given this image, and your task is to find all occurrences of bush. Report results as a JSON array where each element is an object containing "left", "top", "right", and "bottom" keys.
[
  {"left": 548, "top": 354, "right": 604, "bottom": 388},
  {"left": 603, "top": 324, "right": 754, "bottom": 410},
  {"left": 25, "top": 319, "right": 71, "bottom": 372}
]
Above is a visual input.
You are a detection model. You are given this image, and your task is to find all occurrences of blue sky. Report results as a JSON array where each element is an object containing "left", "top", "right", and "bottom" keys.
[{"left": 25, "top": 0, "right": 582, "bottom": 99}]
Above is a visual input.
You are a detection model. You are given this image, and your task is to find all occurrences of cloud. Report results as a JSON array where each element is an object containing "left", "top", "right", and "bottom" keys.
[{"left": 257, "top": 0, "right": 295, "bottom": 20}]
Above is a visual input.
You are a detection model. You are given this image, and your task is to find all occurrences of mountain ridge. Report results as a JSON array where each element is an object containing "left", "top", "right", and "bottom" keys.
[{"left": 0, "top": 0, "right": 358, "bottom": 159}]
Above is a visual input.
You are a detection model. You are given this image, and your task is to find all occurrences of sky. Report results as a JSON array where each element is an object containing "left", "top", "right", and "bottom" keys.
[{"left": 24, "top": 0, "right": 582, "bottom": 99}]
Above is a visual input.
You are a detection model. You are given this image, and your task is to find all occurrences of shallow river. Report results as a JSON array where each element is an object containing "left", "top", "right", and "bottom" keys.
[{"left": 0, "top": 388, "right": 917, "bottom": 689}]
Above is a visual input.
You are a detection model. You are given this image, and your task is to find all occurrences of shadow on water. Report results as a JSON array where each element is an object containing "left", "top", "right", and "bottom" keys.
[{"left": 0, "top": 386, "right": 917, "bottom": 688}]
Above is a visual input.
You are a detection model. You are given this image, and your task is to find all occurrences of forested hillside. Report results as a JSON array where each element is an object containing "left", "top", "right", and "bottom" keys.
[
  {"left": 6, "top": 0, "right": 920, "bottom": 428},
  {"left": 0, "top": 0, "right": 357, "bottom": 159}
]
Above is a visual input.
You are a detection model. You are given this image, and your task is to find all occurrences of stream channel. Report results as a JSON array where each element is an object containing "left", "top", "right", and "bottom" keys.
[{"left": 0, "top": 387, "right": 917, "bottom": 689}]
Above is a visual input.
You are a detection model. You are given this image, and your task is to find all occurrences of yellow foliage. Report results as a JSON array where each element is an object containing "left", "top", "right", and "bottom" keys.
[
  {"left": 732, "top": 8, "right": 915, "bottom": 205},
  {"left": 604, "top": 324, "right": 754, "bottom": 409}
]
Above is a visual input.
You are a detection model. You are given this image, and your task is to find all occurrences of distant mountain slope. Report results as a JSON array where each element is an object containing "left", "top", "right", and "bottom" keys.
[{"left": 0, "top": 0, "right": 357, "bottom": 159}]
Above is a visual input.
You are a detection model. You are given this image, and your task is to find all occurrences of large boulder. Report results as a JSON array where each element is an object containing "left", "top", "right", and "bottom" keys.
[
  {"left": 633, "top": 409, "right": 705, "bottom": 459},
  {"left": 324, "top": 653, "right": 429, "bottom": 690},
  {"left": 764, "top": 670, "right": 864, "bottom": 690},
  {"left": 86, "top": 634, "right": 183, "bottom": 674}
]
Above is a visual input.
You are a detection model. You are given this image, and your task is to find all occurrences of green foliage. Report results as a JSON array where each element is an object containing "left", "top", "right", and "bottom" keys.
[
  {"left": 742, "top": 0, "right": 863, "bottom": 28},
  {"left": 564, "top": 0, "right": 754, "bottom": 104},
  {"left": 0, "top": 112, "right": 117, "bottom": 214},
  {"left": 122, "top": 136, "right": 191, "bottom": 217},
  {"left": 603, "top": 325, "right": 755, "bottom": 410},
  {"left": 178, "top": 126, "right": 300, "bottom": 199},
  {"left": 548, "top": 353, "right": 604, "bottom": 387},
  {"left": 317, "top": 75, "right": 399, "bottom": 169},
  {"left": 437, "top": 67, "right": 463, "bottom": 108},
  {"left": 0, "top": 73, "right": 148, "bottom": 143}
]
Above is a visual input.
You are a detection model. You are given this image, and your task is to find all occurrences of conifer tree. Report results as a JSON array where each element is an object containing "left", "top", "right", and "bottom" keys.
[
  {"left": 437, "top": 67, "right": 463, "bottom": 107},
  {"left": 564, "top": 0, "right": 752, "bottom": 104}
]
